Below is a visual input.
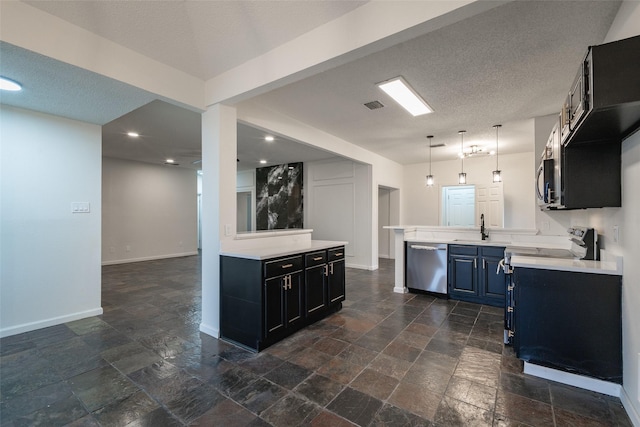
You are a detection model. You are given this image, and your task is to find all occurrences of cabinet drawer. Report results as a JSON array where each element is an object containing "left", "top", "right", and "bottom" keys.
[
  {"left": 305, "top": 251, "right": 327, "bottom": 268},
  {"left": 328, "top": 247, "right": 345, "bottom": 262},
  {"left": 265, "top": 255, "right": 303, "bottom": 278},
  {"left": 481, "top": 246, "right": 506, "bottom": 257},
  {"left": 448, "top": 245, "right": 478, "bottom": 256}
]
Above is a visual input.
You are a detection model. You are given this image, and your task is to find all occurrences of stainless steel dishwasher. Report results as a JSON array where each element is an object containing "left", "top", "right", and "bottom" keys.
[{"left": 406, "top": 242, "right": 448, "bottom": 295}]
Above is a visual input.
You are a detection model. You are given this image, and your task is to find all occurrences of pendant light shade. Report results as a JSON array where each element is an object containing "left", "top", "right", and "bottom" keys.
[
  {"left": 458, "top": 130, "right": 467, "bottom": 184},
  {"left": 493, "top": 124, "right": 502, "bottom": 183},
  {"left": 426, "top": 135, "right": 434, "bottom": 187}
]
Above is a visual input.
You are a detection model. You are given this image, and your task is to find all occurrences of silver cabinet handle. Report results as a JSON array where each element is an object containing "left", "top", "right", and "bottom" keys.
[
  {"left": 324, "top": 265, "right": 329, "bottom": 277},
  {"left": 313, "top": 257, "right": 323, "bottom": 261},
  {"left": 282, "top": 275, "right": 292, "bottom": 290},
  {"left": 330, "top": 263, "right": 334, "bottom": 275},
  {"left": 281, "top": 263, "right": 293, "bottom": 269},
  {"left": 334, "top": 252, "right": 343, "bottom": 257}
]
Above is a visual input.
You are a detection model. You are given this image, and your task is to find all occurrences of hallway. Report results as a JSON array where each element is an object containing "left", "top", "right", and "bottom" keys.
[{"left": 0, "top": 255, "right": 631, "bottom": 426}]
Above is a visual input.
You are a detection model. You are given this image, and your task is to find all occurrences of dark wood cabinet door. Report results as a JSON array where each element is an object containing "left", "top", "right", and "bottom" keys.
[
  {"left": 286, "top": 272, "right": 304, "bottom": 327},
  {"left": 449, "top": 255, "right": 477, "bottom": 295},
  {"left": 480, "top": 255, "right": 506, "bottom": 301},
  {"left": 305, "top": 264, "right": 327, "bottom": 315},
  {"left": 328, "top": 259, "right": 345, "bottom": 304},
  {"left": 264, "top": 276, "right": 285, "bottom": 337}
]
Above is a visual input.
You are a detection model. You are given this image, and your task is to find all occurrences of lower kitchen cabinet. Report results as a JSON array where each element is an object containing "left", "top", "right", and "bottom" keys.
[
  {"left": 513, "top": 267, "right": 622, "bottom": 383},
  {"left": 264, "top": 269, "right": 304, "bottom": 339},
  {"left": 305, "top": 251, "right": 328, "bottom": 318},
  {"left": 448, "top": 245, "right": 506, "bottom": 307},
  {"left": 328, "top": 248, "right": 346, "bottom": 304},
  {"left": 220, "top": 246, "right": 345, "bottom": 351}
]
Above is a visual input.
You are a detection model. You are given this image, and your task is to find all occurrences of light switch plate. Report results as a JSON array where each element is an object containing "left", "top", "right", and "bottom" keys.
[{"left": 71, "top": 202, "right": 90, "bottom": 213}]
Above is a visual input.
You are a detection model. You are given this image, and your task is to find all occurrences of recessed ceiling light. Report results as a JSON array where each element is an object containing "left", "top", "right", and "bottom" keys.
[
  {"left": 165, "top": 158, "right": 175, "bottom": 163},
  {"left": 265, "top": 136, "right": 274, "bottom": 142},
  {"left": 259, "top": 160, "right": 267, "bottom": 164},
  {"left": 127, "top": 132, "right": 139, "bottom": 137},
  {"left": 377, "top": 76, "right": 433, "bottom": 116},
  {"left": 0, "top": 76, "right": 22, "bottom": 91}
]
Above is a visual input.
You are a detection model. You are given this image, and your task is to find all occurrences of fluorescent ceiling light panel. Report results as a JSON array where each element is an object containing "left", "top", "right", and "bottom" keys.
[
  {"left": 127, "top": 132, "right": 139, "bottom": 137},
  {"left": 377, "top": 76, "right": 433, "bottom": 116}
]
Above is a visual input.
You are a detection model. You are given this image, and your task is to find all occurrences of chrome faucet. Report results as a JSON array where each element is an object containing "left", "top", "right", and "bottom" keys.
[{"left": 480, "top": 214, "right": 489, "bottom": 240}]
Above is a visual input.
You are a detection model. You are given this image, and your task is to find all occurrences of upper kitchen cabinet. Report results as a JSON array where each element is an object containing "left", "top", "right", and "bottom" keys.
[{"left": 561, "top": 35, "right": 640, "bottom": 147}]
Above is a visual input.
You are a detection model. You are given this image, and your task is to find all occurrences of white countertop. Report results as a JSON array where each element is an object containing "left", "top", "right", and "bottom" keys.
[
  {"left": 511, "top": 255, "right": 622, "bottom": 276},
  {"left": 220, "top": 240, "right": 348, "bottom": 260}
]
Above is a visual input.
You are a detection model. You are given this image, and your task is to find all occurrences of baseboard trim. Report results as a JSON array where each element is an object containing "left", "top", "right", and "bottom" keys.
[
  {"left": 102, "top": 251, "right": 199, "bottom": 266},
  {"left": 620, "top": 388, "right": 640, "bottom": 427},
  {"left": 199, "top": 323, "right": 219, "bottom": 338},
  {"left": 0, "top": 307, "right": 104, "bottom": 338},
  {"left": 523, "top": 362, "right": 621, "bottom": 397},
  {"left": 346, "top": 263, "right": 377, "bottom": 271}
]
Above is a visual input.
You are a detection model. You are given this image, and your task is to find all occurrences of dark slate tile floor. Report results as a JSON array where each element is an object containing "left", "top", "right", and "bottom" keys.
[{"left": 0, "top": 255, "right": 633, "bottom": 426}]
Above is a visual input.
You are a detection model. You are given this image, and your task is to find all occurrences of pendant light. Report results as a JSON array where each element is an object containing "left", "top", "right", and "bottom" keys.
[
  {"left": 425, "top": 135, "right": 434, "bottom": 187},
  {"left": 492, "top": 124, "right": 502, "bottom": 183},
  {"left": 458, "top": 130, "right": 467, "bottom": 184}
]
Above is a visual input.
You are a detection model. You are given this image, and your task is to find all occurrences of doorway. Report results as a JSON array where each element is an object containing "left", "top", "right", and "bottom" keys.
[
  {"left": 236, "top": 191, "right": 252, "bottom": 232},
  {"left": 378, "top": 186, "right": 399, "bottom": 259}
]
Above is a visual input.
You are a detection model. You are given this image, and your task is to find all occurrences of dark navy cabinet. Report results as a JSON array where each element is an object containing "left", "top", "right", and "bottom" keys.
[
  {"left": 513, "top": 267, "right": 622, "bottom": 383},
  {"left": 221, "top": 246, "right": 345, "bottom": 352},
  {"left": 328, "top": 248, "right": 346, "bottom": 305},
  {"left": 448, "top": 245, "right": 506, "bottom": 307},
  {"left": 263, "top": 255, "right": 304, "bottom": 339},
  {"left": 304, "top": 251, "right": 328, "bottom": 318}
]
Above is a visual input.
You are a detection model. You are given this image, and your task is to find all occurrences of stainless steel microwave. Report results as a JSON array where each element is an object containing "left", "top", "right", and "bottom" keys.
[{"left": 536, "top": 119, "right": 562, "bottom": 209}]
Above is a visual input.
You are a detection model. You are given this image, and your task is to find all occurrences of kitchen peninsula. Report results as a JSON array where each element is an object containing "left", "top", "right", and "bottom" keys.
[
  {"left": 219, "top": 229, "right": 347, "bottom": 351},
  {"left": 386, "top": 225, "right": 581, "bottom": 294}
]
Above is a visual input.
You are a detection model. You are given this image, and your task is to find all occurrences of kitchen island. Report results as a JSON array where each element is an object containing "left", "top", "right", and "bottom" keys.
[{"left": 220, "top": 239, "right": 347, "bottom": 352}]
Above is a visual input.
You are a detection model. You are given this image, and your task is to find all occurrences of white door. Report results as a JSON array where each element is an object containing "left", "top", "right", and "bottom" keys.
[
  {"left": 443, "top": 185, "right": 475, "bottom": 227},
  {"left": 476, "top": 182, "right": 504, "bottom": 227}
]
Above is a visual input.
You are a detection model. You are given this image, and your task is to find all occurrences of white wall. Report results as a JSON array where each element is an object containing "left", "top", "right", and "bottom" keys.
[
  {"left": 237, "top": 100, "right": 403, "bottom": 269},
  {"left": 0, "top": 106, "right": 102, "bottom": 337},
  {"left": 101, "top": 157, "right": 198, "bottom": 265},
  {"left": 305, "top": 159, "right": 374, "bottom": 269},
  {"left": 402, "top": 151, "right": 535, "bottom": 229},
  {"left": 603, "top": 8, "right": 640, "bottom": 419}
]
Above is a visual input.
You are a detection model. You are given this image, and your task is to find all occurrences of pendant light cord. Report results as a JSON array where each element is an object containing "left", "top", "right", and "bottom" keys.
[{"left": 494, "top": 124, "right": 501, "bottom": 170}]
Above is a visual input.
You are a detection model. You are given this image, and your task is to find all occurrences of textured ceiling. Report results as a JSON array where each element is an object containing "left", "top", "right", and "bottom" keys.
[
  {"left": 0, "top": 42, "right": 157, "bottom": 125},
  {"left": 23, "top": 0, "right": 367, "bottom": 80},
  {"left": 2, "top": 1, "right": 624, "bottom": 169},
  {"left": 246, "top": 0, "right": 621, "bottom": 164}
]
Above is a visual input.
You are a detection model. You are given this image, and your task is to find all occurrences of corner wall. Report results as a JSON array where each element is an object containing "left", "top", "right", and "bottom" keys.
[
  {"left": 101, "top": 157, "right": 198, "bottom": 265},
  {"left": 1, "top": 106, "right": 102, "bottom": 337}
]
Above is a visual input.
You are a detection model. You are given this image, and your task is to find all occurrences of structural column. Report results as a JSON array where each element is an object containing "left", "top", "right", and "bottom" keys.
[{"left": 200, "top": 104, "right": 237, "bottom": 337}]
